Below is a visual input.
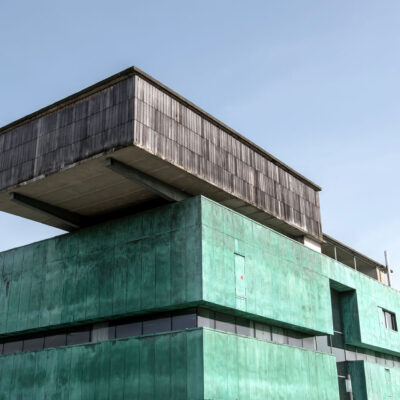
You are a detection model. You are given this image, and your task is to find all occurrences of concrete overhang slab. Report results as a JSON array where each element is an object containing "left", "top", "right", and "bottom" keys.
[{"left": 0, "top": 144, "right": 319, "bottom": 240}]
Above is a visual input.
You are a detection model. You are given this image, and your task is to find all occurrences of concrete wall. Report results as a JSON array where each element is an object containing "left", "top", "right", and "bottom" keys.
[
  {"left": 0, "top": 198, "right": 202, "bottom": 335},
  {"left": 0, "top": 328, "right": 340, "bottom": 400},
  {"left": 349, "top": 360, "right": 400, "bottom": 399},
  {"left": 203, "top": 328, "right": 339, "bottom": 399},
  {"left": 200, "top": 196, "right": 400, "bottom": 355},
  {"left": 2, "top": 195, "right": 400, "bottom": 357},
  {"left": 201, "top": 197, "right": 332, "bottom": 334},
  {"left": 0, "top": 329, "right": 204, "bottom": 400}
]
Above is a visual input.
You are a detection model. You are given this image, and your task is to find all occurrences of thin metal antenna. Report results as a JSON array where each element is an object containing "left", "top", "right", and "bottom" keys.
[{"left": 384, "top": 250, "right": 392, "bottom": 287}]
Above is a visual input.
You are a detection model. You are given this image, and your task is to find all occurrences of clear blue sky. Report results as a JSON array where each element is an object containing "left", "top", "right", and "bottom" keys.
[{"left": 1, "top": 1, "right": 399, "bottom": 287}]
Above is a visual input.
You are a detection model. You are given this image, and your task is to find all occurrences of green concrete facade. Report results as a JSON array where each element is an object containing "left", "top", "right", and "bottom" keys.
[
  {"left": 1, "top": 196, "right": 400, "bottom": 397},
  {"left": 0, "top": 330, "right": 204, "bottom": 400},
  {"left": 200, "top": 196, "right": 400, "bottom": 355},
  {"left": 0, "top": 199, "right": 202, "bottom": 335},
  {"left": 0, "top": 328, "right": 339, "bottom": 400},
  {"left": 203, "top": 329, "right": 339, "bottom": 399},
  {"left": 349, "top": 360, "right": 400, "bottom": 399}
]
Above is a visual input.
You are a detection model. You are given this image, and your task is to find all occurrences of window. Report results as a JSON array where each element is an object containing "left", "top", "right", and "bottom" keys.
[
  {"left": 272, "top": 326, "right": 287, "bottom": 345},
  {"left": 197, "top": 309, "right": 215, "bottom": 329},
  {"left": 255, "top": 322, "right": 271, "bottom": 341},
  {"left": 23, "top": 337, "right": 44, "bottom": 352},
  {"left": 3, "top": 340, "right": 23, "bottom": 355},
  {"left": 172, "top": 313, "right": 196, "bottom": 330},
  {"left": 236, "top": 318, "right": 254, "bottom": 337},
  {"left": 44, "top": 333, "right": 66, "bottom": 349},
  {"left": 66, "top": 327, "right": 91, "bottom": 345},
  {"left": 215, "top": 313, "right": 235, "bottom": 334},
  {"left": 142, "top": 317, "right": 171, "bottom": 335},
  {"left": 115, "top": 321, "right": 142, "bottom": 338},
  {"left": 302, "top": 336, "right": 316, "bottom": 350},
  {"left": 383, "top": 309, "right": 397, "bottom": 331},
  {"left": 92, "top": 323, "right": 111, "bottom": 342}
]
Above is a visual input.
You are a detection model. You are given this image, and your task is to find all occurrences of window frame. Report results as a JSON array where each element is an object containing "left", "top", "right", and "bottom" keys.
[{"left": 382, "top": 308, "right": 398, "bottom": 332}]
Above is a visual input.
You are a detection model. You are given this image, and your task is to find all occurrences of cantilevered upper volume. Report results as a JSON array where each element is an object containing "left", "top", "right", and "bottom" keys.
[{"left": 0, "top": 67, "right": 322, "bottom": 239}]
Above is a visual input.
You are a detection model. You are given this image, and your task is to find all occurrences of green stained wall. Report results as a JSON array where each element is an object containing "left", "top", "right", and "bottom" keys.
[
  {"left": 201, "top": 198, "right": 332, "bottom": 334},
  {"left": 0, "top": 198, "right": 202, "bottom": 336},
  {"left": 203, "top": 328, "right": 339, "bottom": 400},
  {"left": 0, "top": 328, "right": 339, "bottom": 400},
  {"left": 200, "top": 196, "right": 400, "bottom": 355},
  {"left": 2, "top": 195, "right": 400, "bottom": 358},
  {"left": 349, "top": 360, "right": 400, "bottom": 399},
  {"left": 0, "top": 329, "right": 204, "bottom": 400}
]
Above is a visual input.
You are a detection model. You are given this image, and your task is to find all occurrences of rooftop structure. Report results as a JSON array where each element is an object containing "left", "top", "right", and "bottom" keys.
[
  {"left": 0, "top": 67, "right": 322, "bottom": 239},
  {"left": 0, "top": 68, "right": 397, "bottom": 399}
]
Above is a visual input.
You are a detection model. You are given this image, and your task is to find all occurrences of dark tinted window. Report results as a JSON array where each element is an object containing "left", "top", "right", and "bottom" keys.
[
  {"left": 3, "top": 340, "right": 23, "bottom": 354},
  {"left": 316, "top": 336, "right": 331, "bottom": 353},
  {"left": 345, "top": 346, "right": 357, "bottom": 361},
  {"left": 255, "top": 322, "right": 271, "bottom": 341},
  {"left": 336, "top": 361, "right": 347, "bottom": 377},
  {"left": 44, "top": 333, "right": 66, "bottom": 348},
  {"left": 331, "top": 332, "right": 344, "bottom": 348},
  {"left": 376, "top": 355, "right": 386, "bottom": 366},
  {"left": 23, "top": 337, "right": 44, "bottom": 352},
  {"left": 172, "top": 314, "right": 196, "bottom": 330},
  {"left": 236, "top": 318, "right": 253, "bottom": 336},
  {"left": 215, "top": 313, "right": 235, "bottom": 334},
  {"left": 108, "top": 325, "right": 116, "bottom": 340},
  {"left": 383, "top": 309, "right": 397, "bottom": 331},
  {"left": 92, "top": 323, "right": 111, "bottom": 342},
  {"left": 0, "top": 343, "right": 3, "bottom": 354},
  {"left": 67, "top": 328, "right": 91, "bottom": 345},
  {"left": 338, "top": 377, "right": 347, "bottom": 400},
  {"left": 332, "top": 346, "right": 346, "bottom": 362},
  {"left": 331, "top": 289, "right": 343, "bottom": 332},
  {"left": 384, "top": 355, "right": 395, "bottom": 367},
  {"left": 356, "top": 350, "right": 367, "bottom": 361},
  {"left": 197, "top": 309, "right": 215, "bottom": 328},
  {"left": 143, "top": 317, "right": 171, "bottom": 335},
  {"left": 302, "top": 336, "right": 316, "bottom": 350},
  {"left": 287, "top": 331, "right": 302, "bottom": 347},
  {"left": 272, "top": 327, "right": 287, "bottom": 344},
  {"left": 365, "top": 350, "right": 376, "bottom": 363},
  {"left": 115, "top": 321, "right": 142, "bottom": 338}
]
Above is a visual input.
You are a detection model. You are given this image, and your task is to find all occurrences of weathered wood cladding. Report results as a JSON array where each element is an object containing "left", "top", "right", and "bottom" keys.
[
  {"left": 0, "top": 78, "right": 135, "bottom": 190},
  {"left": 0, "top": 68, "right": 322, "bottom": 239},
  {"left": 133, "top": 76, "right": 322, "bottom": 238}
]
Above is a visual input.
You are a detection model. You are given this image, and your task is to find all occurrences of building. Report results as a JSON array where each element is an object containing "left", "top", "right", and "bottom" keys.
[{"left": 0, "top": 67, "right": 397, "bottom": 399}]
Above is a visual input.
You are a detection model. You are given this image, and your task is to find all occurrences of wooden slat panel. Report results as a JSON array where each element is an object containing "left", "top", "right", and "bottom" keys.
[
  {"left": 0, "top": 72, "right": 322, "bottom": 239},
  {"left": 0, "top": 77, "right": 135, "bottom": 191},
  {"left": 133, "top": 76, "right": 322, "bottom": 239}
]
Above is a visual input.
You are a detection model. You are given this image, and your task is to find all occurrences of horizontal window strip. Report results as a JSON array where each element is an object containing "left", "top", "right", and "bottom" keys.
[{"left": 0, "top": 308, "right": 399, "bottom": 370}]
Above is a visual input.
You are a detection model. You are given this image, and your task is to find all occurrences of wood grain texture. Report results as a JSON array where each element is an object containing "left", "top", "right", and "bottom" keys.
[
  {"left": 0, "top": 77, "right": 135, "bottom": 190},
  {"left": 133, "top": 76, "right": 322, "bottom": 238},
  {"left": 0, "top": 72, "right": 322, "bottom": 239}
]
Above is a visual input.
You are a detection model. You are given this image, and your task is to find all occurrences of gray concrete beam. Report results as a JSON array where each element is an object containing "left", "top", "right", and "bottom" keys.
[
  {"left": 105, "top": 158, "right": 190, "bottom": 202},
  {"left": 9, "top": 192, "right": 86, "bottom": 230}
]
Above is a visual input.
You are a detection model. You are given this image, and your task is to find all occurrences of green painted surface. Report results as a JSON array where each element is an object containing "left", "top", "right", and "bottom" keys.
[
  {"left": 201, "top": 199, "right": 332, "bottom": 334},
  {"left": 0, "top": 328, "right": 340, "bottom": 399},
  {"left": 2, "top": 195, "right": 400, "bottom": 359},
  {"left": 203, "top": 328, "right": 339, "bottom": 399},
  {"left": 349, "top": 360, "right": 400, "bottom": 399},
  {"left": 0, "top": 198, "right": 202, "bottom": 335},
  {"left": 0, "top": 329, "right": 204, "bottom": 400},
  {"left": 200, "top": 196, "right": 400, "bottom": 355}
]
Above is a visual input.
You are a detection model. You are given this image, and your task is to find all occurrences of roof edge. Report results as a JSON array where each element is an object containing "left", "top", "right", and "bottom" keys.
[
  {"left": 323, "top": 233, "right": 386, "bottom": 269},
  {"left": 0, "top": 66, "right": 322, "bottom": 191}
]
